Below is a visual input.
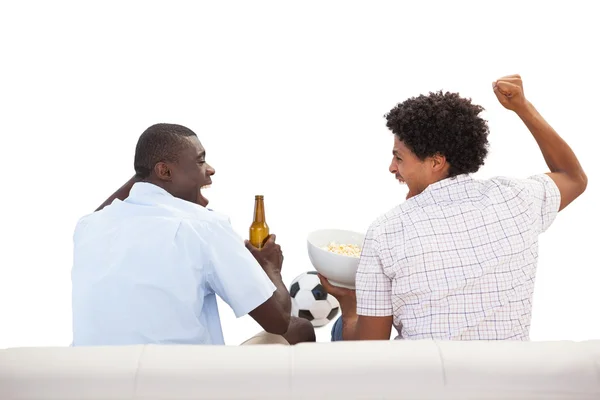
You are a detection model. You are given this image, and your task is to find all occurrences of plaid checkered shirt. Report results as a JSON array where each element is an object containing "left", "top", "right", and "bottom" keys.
[{"left": 355, "top": 174, "right": 561, "bottom": 340}]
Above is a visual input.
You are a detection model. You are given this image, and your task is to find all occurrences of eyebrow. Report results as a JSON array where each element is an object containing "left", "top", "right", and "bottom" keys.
[{"left": 197, "top": 151, "right": 206, "bottom": 159}]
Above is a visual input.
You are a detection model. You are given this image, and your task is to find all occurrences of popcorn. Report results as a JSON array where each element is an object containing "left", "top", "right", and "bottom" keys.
[{"left": 322, "top": 242, "right": 361, "bottom": 258}]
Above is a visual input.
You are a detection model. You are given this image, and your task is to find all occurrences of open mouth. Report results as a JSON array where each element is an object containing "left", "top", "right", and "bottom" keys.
[{"left": 198, "top": 183, "right": 211, "bottom": 207}]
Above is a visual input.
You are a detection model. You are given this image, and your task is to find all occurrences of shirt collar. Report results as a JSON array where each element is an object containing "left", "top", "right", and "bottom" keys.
[
  {"left": 128, "top": 181, "right": 174, "bottom": 200},
  {"left": 402, "top": 174, "right": 473, "bottom": 207},
  {"left": 127, "top": 181, "right": 226, "bottom": 220},
  {"left": 423, "top": 174, "right": 473, "bottom": 193}
]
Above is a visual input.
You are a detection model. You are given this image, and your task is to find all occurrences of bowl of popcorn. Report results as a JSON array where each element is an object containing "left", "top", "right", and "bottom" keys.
[{"left": 307, "top": 228, "right": 365, "bottom": 289}]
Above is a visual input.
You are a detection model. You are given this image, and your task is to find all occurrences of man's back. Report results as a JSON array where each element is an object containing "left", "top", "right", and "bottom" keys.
[
  {"left": 71, "top": 182, "right": 275, "bottom": 346},
  {"left": 356, "top": 173, "right": 561, "bottom": 340}
]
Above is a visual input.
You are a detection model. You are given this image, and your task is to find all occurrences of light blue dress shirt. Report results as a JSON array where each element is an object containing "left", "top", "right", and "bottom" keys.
[{"left": 71, "top": 182, "right": 276, "bottom": 345}]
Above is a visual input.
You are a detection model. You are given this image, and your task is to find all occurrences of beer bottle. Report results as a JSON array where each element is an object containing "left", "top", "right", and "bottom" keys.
[{"left": 249, "top": 195, "right": 269, "bottom": 249}]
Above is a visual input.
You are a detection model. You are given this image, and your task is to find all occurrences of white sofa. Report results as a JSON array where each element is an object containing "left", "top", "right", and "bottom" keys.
[{"left": 1, "top": 340, "right": 599, "bottom": 399}]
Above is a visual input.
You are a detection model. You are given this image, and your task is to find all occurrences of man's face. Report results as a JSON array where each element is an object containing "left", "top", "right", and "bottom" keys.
[
  {"left": 166, "top": 136, "right": 215, "bottom": 206},
  {"left": 388, "top": 136, "right": 430, "bottom": 200}
]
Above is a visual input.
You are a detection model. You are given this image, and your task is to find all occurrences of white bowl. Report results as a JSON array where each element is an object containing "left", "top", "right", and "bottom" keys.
[{"left": 307, "top": 228, "right": 365, "bottom": 289}]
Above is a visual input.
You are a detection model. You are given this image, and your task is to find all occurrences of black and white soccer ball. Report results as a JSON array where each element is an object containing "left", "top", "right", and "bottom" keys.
[{"left": 289, "top": 271, "right": 340, "bottom": 327}]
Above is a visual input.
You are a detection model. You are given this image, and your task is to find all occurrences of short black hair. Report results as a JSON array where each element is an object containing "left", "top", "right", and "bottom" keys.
[
  {"left": 385, "top": 91, "right": 489, "bottom": 177},
  {"left": 134, "top": 123, "right": 197, "bottom": 178}
]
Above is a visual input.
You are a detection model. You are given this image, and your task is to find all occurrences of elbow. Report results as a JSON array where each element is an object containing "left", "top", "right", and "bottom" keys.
[
  {"left": 573, "top": 171, "right": 588, "bottom": 197},
  {"left": 266, "top": 313, "right": 291, "bottom": 335},
  {"left": 565, "top": 170, "right": 588, "bottom": 198},
  {"left": 580, "top": 172, "right": 588, "bottom": 194}
]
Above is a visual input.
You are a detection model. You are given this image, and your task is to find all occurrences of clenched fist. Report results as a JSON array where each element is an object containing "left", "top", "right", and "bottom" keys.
[
  {"left": 245, "top": 234, "right": 284, "bottom": 275},
  {"left": 493, "top": 74, "right": 528, "bottom": 113}
]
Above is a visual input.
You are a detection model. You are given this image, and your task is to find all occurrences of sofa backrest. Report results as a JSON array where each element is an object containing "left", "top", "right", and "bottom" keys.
[{"left": 1, "top": 340, "right": 599, "bottom": 399}]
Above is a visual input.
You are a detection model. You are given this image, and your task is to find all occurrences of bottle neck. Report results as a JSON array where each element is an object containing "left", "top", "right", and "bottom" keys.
[{"left": 253, "top": 198, "right": 266, "bottom": 222}]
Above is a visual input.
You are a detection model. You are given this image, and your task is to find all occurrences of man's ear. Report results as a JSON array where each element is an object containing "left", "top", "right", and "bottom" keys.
[
  {"left": 154, "top": 162, "right": 172, "bottom": 181},
  {"left": 430, "top": 153, "right": 447, "bottom": 172}
]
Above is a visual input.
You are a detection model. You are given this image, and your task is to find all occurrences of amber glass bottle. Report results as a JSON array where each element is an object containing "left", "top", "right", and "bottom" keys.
[{"left": 249, "top": 195, "right": 269, "bottom": 248}]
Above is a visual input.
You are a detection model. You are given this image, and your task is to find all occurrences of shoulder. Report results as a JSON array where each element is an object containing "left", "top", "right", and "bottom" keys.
[
  {"left": 72, "top": 210, "right": 104, "bottom": 240},
  {"left": 74, "top": 198, "right": 235, "bottom": 245},
  {"left": 172, "top": 210, "right": 236, "bottom": 243},
  {"left": 487, "top": 173, "right": 560, "bottom": 199},
  {"left": 365, "top": 204, "right": 407, "bottom": 242},
  {"left": 488, "top": 173, "right": 550, "bottom": 186}
]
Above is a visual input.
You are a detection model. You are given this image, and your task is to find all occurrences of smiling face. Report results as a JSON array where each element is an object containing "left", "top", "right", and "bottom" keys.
[
  {"left": 388, "top": 136, "right": 449, "bottom": 199},
  {"left": 153, "top": 136, "right": 215, "bottom": 206}
]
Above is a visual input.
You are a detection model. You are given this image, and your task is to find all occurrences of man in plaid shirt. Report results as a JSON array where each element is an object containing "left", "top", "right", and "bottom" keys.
[{"left": 321, "top": 74, "right": 587, "bottom": 341}]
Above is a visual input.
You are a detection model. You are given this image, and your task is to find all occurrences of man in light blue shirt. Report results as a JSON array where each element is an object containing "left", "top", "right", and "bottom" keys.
[{"left": 72, "top": 123, "right": 314, "bottom": 346}]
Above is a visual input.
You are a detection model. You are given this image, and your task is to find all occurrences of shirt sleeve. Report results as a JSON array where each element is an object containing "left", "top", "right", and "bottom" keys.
[
  {"left": 201, "top": 220, "right": 276, "bottom": 318},
  {"left": 499, "top": 174, "right": 561, "bottom": 235},
  {"left": 355, "top": 223, "right": 393, "bottom": 317}
]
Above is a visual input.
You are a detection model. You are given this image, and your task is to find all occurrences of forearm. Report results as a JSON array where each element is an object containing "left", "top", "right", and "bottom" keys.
[
  {"left": 95, "top": 175, "right": 141, "bottom": 212},
  {"left": 337, "top": 294, "right": 359, "bottom": 340},
  {"left": 265, "top": 270, "right": 291, "bottom": 317},
  {"left": 517, "top": 102, "right": 586, "bottom": 182}
]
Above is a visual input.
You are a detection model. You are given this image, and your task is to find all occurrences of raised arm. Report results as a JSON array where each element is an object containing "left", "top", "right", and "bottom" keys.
[{"left": 493, "top": 74, "right": 587, "bottom": 211}]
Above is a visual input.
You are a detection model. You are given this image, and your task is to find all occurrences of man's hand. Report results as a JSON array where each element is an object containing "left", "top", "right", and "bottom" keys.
[
  {"left": 245, "top": 234, "right": 283, "bottom": 275},
  {"left": 318, "top": 274, "right": 357, "bottom": 317},
  {"left": 493, "top": 74, "right": 528, "bottom": 113}
]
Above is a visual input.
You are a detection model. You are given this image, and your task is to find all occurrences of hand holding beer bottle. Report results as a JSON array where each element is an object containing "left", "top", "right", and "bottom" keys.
[
  {"left": 245, "top": 195, "right": 283, "bottom": 274},
  {"left": 245, "top": 234, "right": 283, "bottom": 274}
]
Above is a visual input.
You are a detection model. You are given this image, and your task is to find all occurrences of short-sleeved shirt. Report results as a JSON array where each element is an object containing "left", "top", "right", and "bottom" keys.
[
  {"left": 355, "top": 174, "right": 561, "bottom": 340},
  {"left": 71, "top": 182, "right": 275, "bottom": 345}
]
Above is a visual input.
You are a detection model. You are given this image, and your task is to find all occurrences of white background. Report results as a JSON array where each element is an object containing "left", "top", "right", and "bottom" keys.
[{"left": 1, "top": 0, "right": 598, "bottom": 347}]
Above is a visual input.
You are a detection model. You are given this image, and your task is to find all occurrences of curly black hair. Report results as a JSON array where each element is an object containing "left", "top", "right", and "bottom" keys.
[{"left": 385, "top": 91, "right": 489, "bottom": 177}]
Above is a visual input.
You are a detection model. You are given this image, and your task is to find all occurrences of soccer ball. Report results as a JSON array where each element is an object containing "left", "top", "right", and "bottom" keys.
[{"left": 289, "top": 271, "right": 340, "bottom": 327}]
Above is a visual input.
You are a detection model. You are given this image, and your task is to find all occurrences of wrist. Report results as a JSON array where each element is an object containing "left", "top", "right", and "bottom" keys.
[
  {"left": 264, "top": 267, "right": 283, "bottom": 282},
  {"left": 514, "top": 100, "right": 536, "bottom": 119}
]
